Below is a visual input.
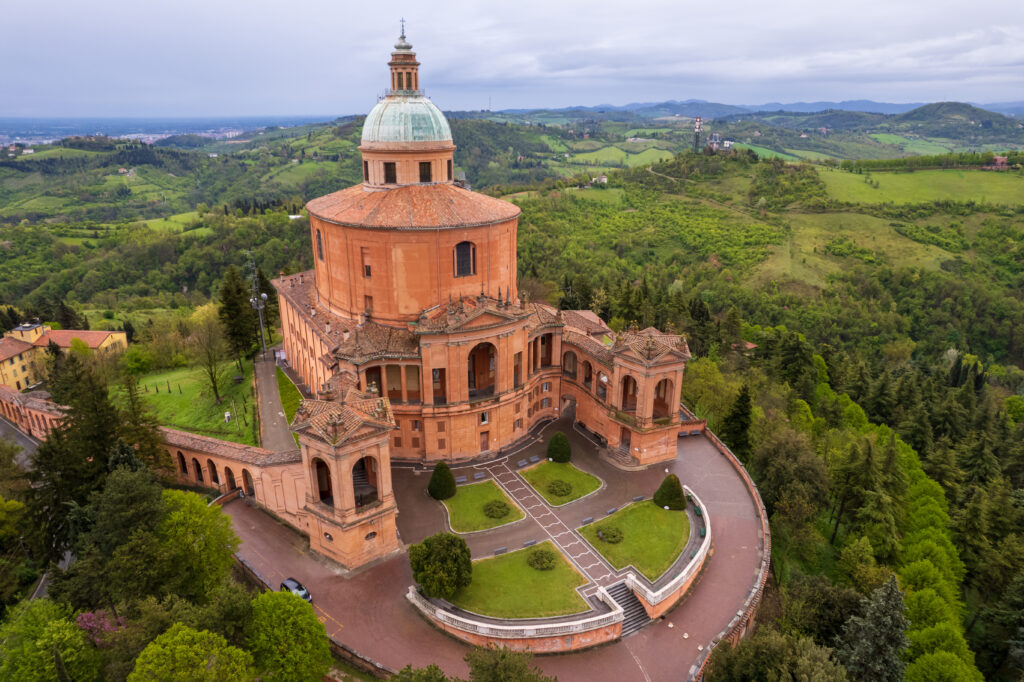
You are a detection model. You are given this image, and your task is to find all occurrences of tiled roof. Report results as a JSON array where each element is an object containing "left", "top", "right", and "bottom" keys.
[
  {"left": 34, "top": 329, "right": 120, "bottom": 349},
  {"left": 161, "top": 428, "right": 300, "bottom": 466},
  {"left": 561, "top": 309, "right": 612, "bottom": 336},
  {"left": 292, "top": 388, "right": 395, "bottom": 446},
  {"left": 0, "top": 386, "right": 63, "bottom": 415},
  {"left": 0, "top": 336, "right": 33, "bottom": 362},
  {"left": 561, "top": 330, "right": 615, "bottom": 367},
  {"left": 612, "top": 327, "right": 691, "bottom": 365},
  {"left": 306, "top": 183, "right": 520, "bottom": 230},
  {"left": 413, "top": 294, "right": 531, "bottom": 334}
]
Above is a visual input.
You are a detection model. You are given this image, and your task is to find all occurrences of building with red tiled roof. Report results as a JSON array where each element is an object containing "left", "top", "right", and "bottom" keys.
[
  {"left": 0, "top": 322, "right": 127, "bottom": 392},
  {"left": 276, "top": 31, "right": 695, "bottom": 474}
]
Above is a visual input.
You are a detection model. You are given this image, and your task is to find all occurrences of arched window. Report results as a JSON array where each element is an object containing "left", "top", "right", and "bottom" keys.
[
  {"left": 316, "top": 230, "right": 324, "bottom": 261},
  {"left": 454, "top": 241, "right": 476, "bottom": 277}
]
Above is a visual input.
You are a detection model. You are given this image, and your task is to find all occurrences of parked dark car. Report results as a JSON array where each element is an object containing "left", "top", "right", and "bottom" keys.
[{"left": 280, "top": 577, "right": 312, "bottom": 603}]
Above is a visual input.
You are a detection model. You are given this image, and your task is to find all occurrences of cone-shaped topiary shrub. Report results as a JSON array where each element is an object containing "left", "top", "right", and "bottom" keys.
[
  {"left": 547, "top": 432, "right": 571, "bottom": 463},
  {"left": 653, "top": 473, "right": 687, "bottom": 510},
  {"left": 428, "top": 461, "right": 456, "bottom": 500}
]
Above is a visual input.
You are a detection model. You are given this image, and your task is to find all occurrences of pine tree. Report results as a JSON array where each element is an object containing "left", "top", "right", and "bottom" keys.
[
  {"left": 836, "top": 575, "right": 909, "bottom": 682},
  {"left": 898, "top": 401, "right": 933, "bottom": 458},
  {"left": 719, "top": 385, "right": 752, "bottom": 462},
  {"left": 255, "top": 267, "right": 279, "bottom": 331}
]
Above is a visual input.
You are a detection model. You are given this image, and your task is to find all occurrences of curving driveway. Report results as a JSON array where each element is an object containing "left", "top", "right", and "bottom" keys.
[{"left": 223, "top": 419, "right": 763, "bottom": 681}]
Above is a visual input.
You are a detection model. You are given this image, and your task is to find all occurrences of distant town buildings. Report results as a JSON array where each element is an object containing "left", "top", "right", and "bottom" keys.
[{"left": 0, "top": 322, "right": 127, "bottom": 391}]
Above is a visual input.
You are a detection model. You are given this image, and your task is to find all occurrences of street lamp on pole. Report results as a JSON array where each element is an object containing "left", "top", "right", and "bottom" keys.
[{"left": 250, "top": 292, "right": 268, "bottom": 359}]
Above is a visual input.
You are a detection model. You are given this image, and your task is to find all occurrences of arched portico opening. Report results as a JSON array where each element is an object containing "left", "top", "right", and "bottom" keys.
[
  {"left": 620, "top": 376, "right": 638, "bottom": 413},
  {"left": 225, "top": 467, "right": 237, "bottom": 490},
  {"left": 177, "top": 451, "right": 187, "bottom": 475},
  {"left": 620, "top": 427, "right": 632, "bottom": 451},
  {"left": 312, "top": 458, "right": 333, "bottom": 507},
  {"left": 191, "top": 457, "right": 204, "bottom": 483},
  {"left": 242, "top": 469, "right": 255, "bottom": 496},
  {"left": 653, "top": 378, "right": 674, "bottom": 419},
  {"left": 353, "top": 456, "right": 379, "bottom": 507},
  {"left": 562, "top": 351, "right": 577, "bottom": 379},
  {"left": 581, "top": 361, "right": 593, "bottom": 389},
  {"left": 468, "top": 343, "right": 497, "bottom": 399},
  {"left": 207, "top": 459, "right": 219, "bottom": 485}
]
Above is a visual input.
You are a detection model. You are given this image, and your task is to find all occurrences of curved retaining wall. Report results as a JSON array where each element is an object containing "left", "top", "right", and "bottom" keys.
[
  {"left": 406, "top": 585, "right": 624, "bottom": 653},
  {"left": 628, "top": 485, "right": 712, "bottom": 619},
  {"left": 689, "top": 429, "right": 772, "bottom": 681}
]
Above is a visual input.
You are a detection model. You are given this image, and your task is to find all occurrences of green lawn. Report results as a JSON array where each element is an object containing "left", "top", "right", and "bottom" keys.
[
  {"left": 521, "top": 461, "right": 601, "bottom": 505},
  {"left": 820, "top": 168, "right": 1024, "bottom": 205},
  {"left": 448, "top": 542, "right": 588, "bottom": 618},
  {"left": 116, "top": 361, "right": 257, "bottom": 446},
  {"left": 732, "top": 143, "right": 800, "bottom": 161},
  {"left": 276, "top": 366, "right": 303, "bottom": 445},
  {"left": 443, "top": 481, "right": 524, "bottom": 532},
  {"left": 580, "top": 502, "right": 690, "bottom": 580}
]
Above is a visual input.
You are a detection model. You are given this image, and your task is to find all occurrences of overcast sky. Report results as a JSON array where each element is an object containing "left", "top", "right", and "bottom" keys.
[{"left": 2, "top": 0, "right": 1023, "bottom": 117}]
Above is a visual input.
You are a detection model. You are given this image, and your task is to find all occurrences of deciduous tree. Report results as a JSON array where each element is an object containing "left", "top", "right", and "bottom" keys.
[
  {"left": 409, "top": 532, "right": 472, "bottom": 600},
  {"left": 246, "top": 590, "right": 332, "bottom": 682},
  {"left": 128, "top": 623, "right": 252, "bottom": 682}
]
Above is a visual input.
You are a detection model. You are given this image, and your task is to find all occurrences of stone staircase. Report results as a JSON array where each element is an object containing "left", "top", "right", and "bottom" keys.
[
  {"left": 353, "top": 467, "right": 369, "bottom": 488},
  {"left": 606, "top": 581, "right": 650, "bottom": 637},
  {"left": 604, "top": 446, "right": 639, "bottom": 470}
]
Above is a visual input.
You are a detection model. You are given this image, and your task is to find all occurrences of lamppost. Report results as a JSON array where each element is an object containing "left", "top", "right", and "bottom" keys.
[{"left": 250, "top": 292, "right": 268, "bottom": 359}]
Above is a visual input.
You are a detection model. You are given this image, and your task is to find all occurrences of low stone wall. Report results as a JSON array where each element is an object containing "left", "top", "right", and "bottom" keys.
[
  {"left": 406, "top": 585, "right": 624, "bottom": 653},
  {"left": 688, "top": 430, "right": 772, "bottom": 681}
]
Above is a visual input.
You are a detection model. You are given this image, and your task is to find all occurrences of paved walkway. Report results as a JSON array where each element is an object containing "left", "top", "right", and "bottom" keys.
[
  {"left": 253, "top": 356, "right": 298, "bottom": 454},
  {"left": 485, "top": 460, "right": 616, "bottom": 590},
  {"left": 227, "top": 415, "right": 764, "bottom": 681}
]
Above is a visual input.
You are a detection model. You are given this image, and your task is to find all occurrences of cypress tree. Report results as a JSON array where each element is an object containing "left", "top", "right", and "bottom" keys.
[
  {"left": 720, "top": 385, "right": 752, "bottom": 462},
  {"left": 427, "top": 461, "right": 456, "bottom": 500},
  {"left": 653, "top": 474, "right": 687, "bottom": 510},
  {"left": 218, "top": 266, "right": 257, "bottom": 369},
  {"left": 547, "top": 432, "right": 571, "bottom": 463}
]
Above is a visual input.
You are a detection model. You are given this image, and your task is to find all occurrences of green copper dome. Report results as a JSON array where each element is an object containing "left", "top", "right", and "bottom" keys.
[{"left": 361, "top": 95, "right": 452, "bottom": 145}]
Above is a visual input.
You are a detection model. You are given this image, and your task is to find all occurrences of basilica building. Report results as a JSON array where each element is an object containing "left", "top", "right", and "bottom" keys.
[{"left": 275, "top": 31, "right": 695, "bottom": 472}]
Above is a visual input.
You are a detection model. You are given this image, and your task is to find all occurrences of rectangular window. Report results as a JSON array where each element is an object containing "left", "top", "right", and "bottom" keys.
[
  {"left": 412, "top": 420, "right": 420, "bottom": 431},
  {"left": 542, "top": 382, "right": 551, "bottom": 392},
  {"left": 384, "top": 162, "right": 396, "bottom": 184},
  {"left": 438, "top": 438, "right": 446, "bottom": 449},
  {"left": 480, "top": 411, "right": 489, "bottom": 425},
  {"left": 514, "top": 402, "right": 521, "bottom": 413},
  {"left": 394, "top": 419, "right": 401, "bottom": 429},
  {"left": 419, "top": 162, "right": 432, "bottom": 183},
  {"left": 364, "top": 295, "right": 373, "bottom": 312},
  {"left": 412, "top": 437, "right": 420, "bottom": 448},
  {"left": 437, "top": 421, "right": 446, "bottom": 433},
  {"left": 447, "top": 159, "right": 452, "bottom": 181},
  {"left": 513, "top": 352, "right": 522, "bottom": 388},
  {"left": 363, "top": 160, "right": 369, "bottom": 181},
  {"left": 514, "top": 419, "right": 522, "bottom": 430},
  {"left": 361, "top": 247, "right": 371, "bottom": 277},
  {"left": 393, "top": 437, "right": 402, "bottom": 447},
  {"left": 541, "top": 398, "right": 551, "bottom": 408}
]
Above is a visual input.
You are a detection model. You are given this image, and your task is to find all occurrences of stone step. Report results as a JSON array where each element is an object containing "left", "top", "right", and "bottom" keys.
[{"left": 605, "top": 581, "right": 651, "bottom": 638}]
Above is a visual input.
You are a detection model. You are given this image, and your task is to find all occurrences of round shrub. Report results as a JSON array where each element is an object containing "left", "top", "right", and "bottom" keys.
[
  {"left": 596, "top": 525, "right": 623, "bottom": 544},
  {"left": 547, "top": 479, "right": 572, "bottom": 497},
  {"left": 527, "top": 548, "right": 556, "bottom": 571},
  {"left": 482, "top": 500, "right": 510, "bottom": 519},
  {"left": 547, "top": 432, "right": 571, "bottom": 463},
  {"left": 427, "top": 461, "right": 456, "bottom": 500}
]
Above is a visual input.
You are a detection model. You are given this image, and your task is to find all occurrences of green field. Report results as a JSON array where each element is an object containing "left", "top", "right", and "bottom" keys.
[
  {"left": 733, "top": 143, "right": 800, "bottom": 161},
  {"left": 116, "top": 361, "right": 257, "bottom": 446},
  {"left": 821, "top": 168, "right": 1024, "bottom": 204},
  {"left": 443, "top": 481, "right": 524, "bottom": 532},
  {"left": 521, "top": 461, "right": 602, "bottom": 505},
  {"left": 580, "top": 502, "right": 690, "bottom": 580},
  {"left": 143, "top": 211, "right": 200, "bottom": 231},
  {"left": 448, "top": 542, "right": 588, "bottom": 618},
  {"left": 784, "top": 149, "right": 837, "bottom": 161},
  {"left": 868, "top": 133, "right": 954, "bottom": 155}
]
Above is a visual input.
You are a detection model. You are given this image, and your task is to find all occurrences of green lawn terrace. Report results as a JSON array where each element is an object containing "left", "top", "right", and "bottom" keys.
[
  {"left": 442, "top": 480, "right": 525, "bottom": 533},
  {"left": 521, "top": 460, "right": 602, "bottom": 506},
  {"left": 580, "top": 501, "right": 691, "bottom": 581},
  {"left": 447, "top": 541, "right": 589, "bottom": 618},
  {"left": 113, "top": 360, "right": 257, "bottom": 446}
]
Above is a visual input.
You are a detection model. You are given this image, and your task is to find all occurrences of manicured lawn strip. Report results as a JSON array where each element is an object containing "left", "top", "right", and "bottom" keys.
[
  {"left": 276, "top": 366, "right": 302, "bottom": 421},
  {"left": 580, "top": 502, "right": 690, "bottom": 581},
  {"left": 113, "top": 361, "right": 256, "bottom": 446},
  {"left": 521, "top": 461, "right": 601, "bottom": 505},
  {"left": 449, "top": 542, "right": 588, "bottom": 618},
  {"left": 443, "top": 481, "right": 524, "bottom": 532}
]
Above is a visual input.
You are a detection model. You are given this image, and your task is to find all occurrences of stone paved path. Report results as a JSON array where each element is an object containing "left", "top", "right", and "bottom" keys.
[
  {"left": 485, "top": 461, "right": 617, "bottom": 591},
  {"left": 253, "top": 356, "right": 299, "bottom": 454}
]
